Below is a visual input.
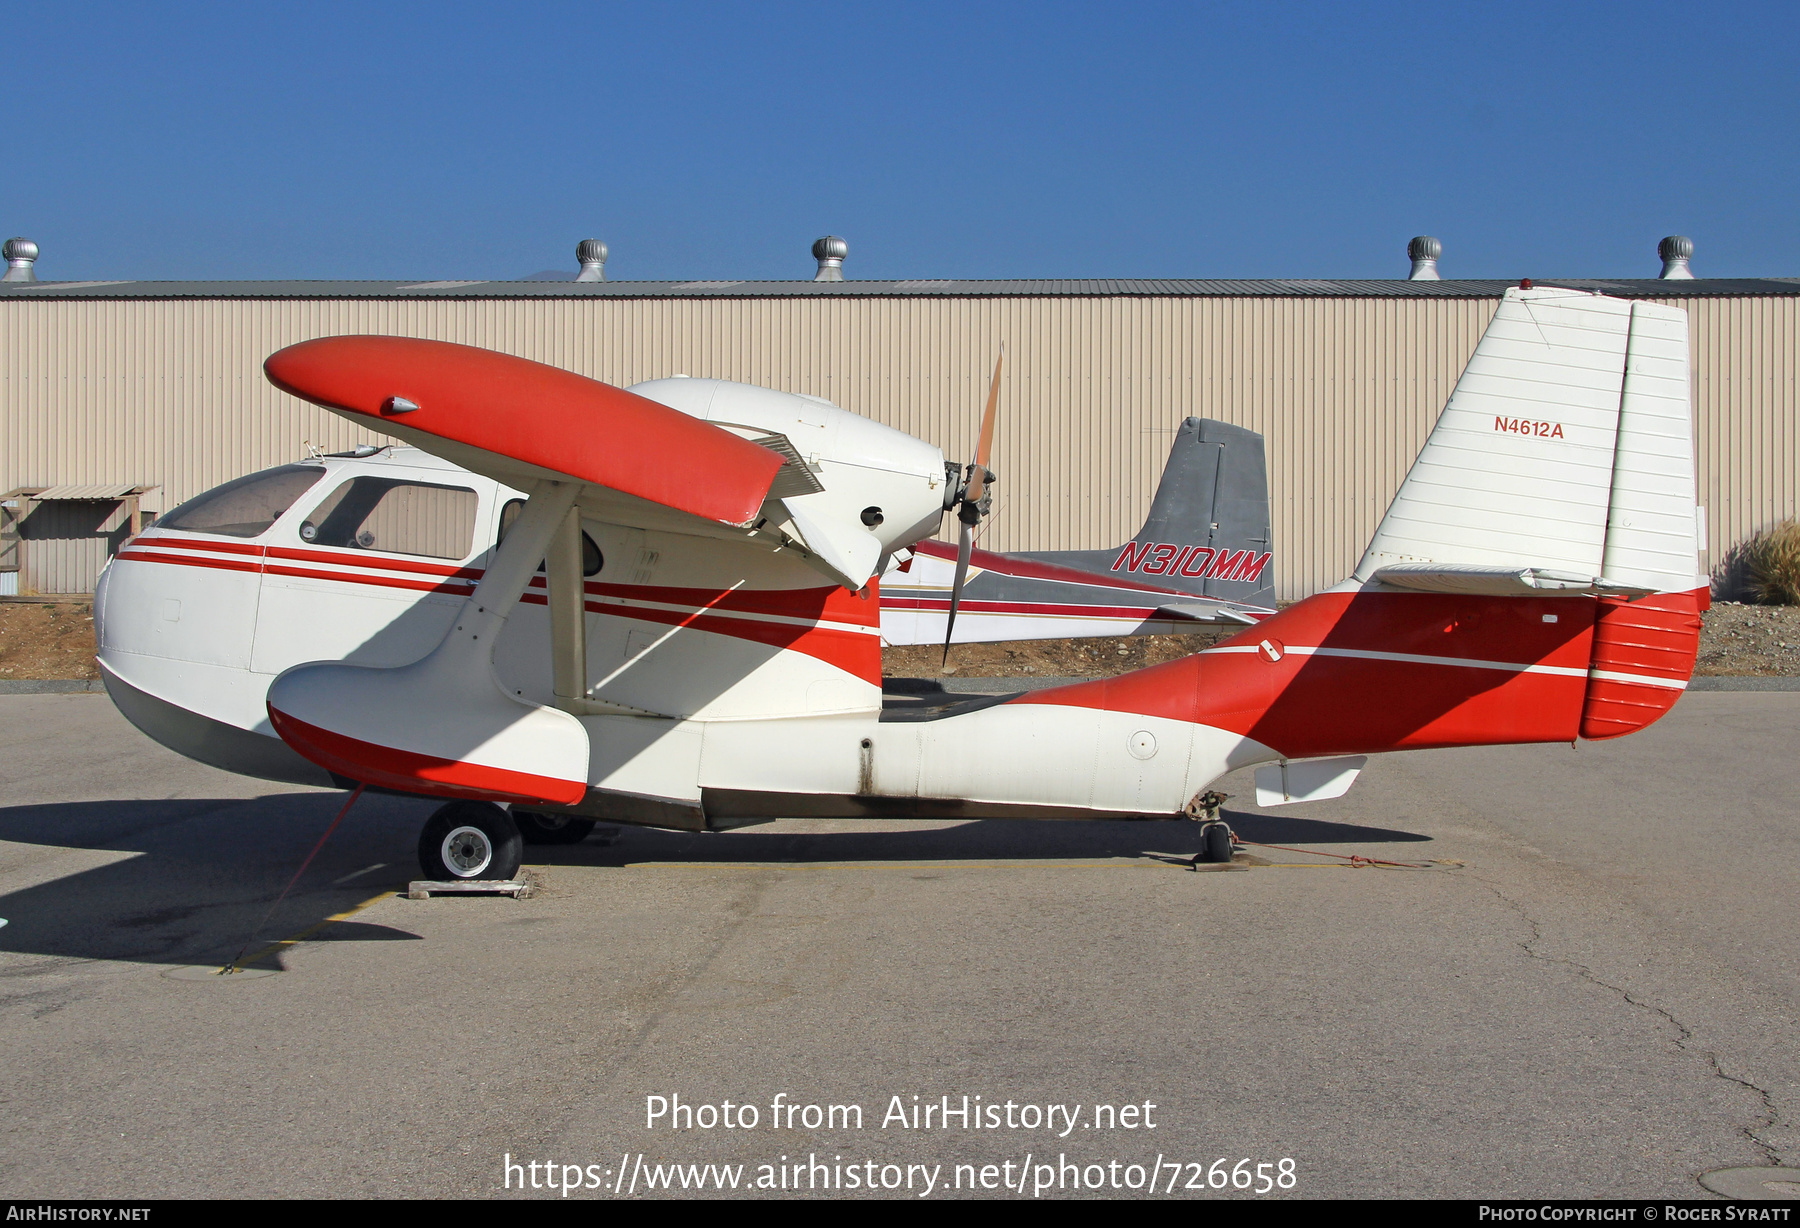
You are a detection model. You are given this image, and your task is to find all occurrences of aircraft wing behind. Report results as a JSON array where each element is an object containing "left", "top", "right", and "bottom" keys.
[
  {"left": 880, "top": 538, "right": 1272, "bottom": 645},
  {"left": 880, "top": 416, "right": 1276, "bottom": 646}
]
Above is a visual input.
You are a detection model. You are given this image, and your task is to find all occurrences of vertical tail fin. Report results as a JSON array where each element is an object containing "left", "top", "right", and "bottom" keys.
[
  {"left": 1146, "top": 417, "right": 1273, "bottom": 605},
  {"left": 1349, "top": 287, "right": 1703, "bottom": 741},
  {"left": 1040, "top": 417, "right": 1274, "bottom": 605},
  {"left": 1356, "top": 288, "right": 1637, "bottom": 582}
]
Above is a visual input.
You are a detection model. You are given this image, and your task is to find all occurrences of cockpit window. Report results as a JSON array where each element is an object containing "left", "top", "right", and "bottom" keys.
[
  {"left": 157, "top": 465, "right": 325, "bottom": 538},
  {"left": 298, "top": 478, "right": 478, "bottom": 561}
]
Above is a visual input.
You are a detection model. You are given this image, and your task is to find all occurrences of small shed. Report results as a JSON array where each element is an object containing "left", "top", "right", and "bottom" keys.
[{"left": 0, "top": 484, "right": 158, "bottom": 597}]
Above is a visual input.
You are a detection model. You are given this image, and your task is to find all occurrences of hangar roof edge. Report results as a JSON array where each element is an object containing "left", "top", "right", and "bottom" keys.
[{"left": 0, "top": 277, "right": 1795, "bottom": 301}]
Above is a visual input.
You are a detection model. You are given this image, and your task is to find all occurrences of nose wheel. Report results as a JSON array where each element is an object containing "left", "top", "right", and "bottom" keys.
[
  {"left": 418, "top": 801, "right": 523, "bottom": 881},
  {"left": 1198, "top": 821, "right": 1235, "bottom": 864},
  {"left": 1184, "top": 790, "right": 1237, "bottom": 864}
]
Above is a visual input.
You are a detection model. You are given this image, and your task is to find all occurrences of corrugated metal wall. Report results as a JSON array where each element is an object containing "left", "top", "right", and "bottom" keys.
[
  {"left": 2, "top": 293, "right": 1792, "bottom": 599},
  {"left": 1675, "top": 293, "right": 1800, "bottom": 578},
  {"left": 14, "top": 499, "right": 134, "bottom": 594}
]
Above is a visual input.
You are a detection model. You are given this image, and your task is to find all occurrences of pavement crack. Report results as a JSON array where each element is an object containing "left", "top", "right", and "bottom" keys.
[
  {"left": 1477, "top": 876, "right": 1783, "bottom": 1167},
  {"left": 604, "top": 873, "right": 774, "bottom": 1060}
]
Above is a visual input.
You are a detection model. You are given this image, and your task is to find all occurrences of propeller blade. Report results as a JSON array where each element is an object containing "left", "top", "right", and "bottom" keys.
[
  {"left": 942, "top": 518, "right": 974, "bottom": 665},
  {"left": 964, "top": 346, "right": 1004, "bottom": 505},
  {"left": 944, "top": 345, "right": 1002, "bottom": 664}
]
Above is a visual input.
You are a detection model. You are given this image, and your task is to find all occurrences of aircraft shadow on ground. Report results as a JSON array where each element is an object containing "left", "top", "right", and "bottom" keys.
[
  {"left": 0, "top": 796, "right": 1428, "bottom": 968},
  {"left": 0, "top": 793, "right": 432, "bottom": 970},
  {"left": 529, "top": 808, "right": 1431, "bottom": 868}
]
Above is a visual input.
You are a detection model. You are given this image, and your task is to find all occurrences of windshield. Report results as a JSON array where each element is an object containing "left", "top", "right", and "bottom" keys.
[{"left": 157, "top": 465, "right": 325, "bottom": 538}]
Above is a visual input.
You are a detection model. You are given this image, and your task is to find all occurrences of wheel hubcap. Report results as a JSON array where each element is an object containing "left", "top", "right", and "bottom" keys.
[{"left": 441, "top": 824, "right": 493, "bottom": 878}]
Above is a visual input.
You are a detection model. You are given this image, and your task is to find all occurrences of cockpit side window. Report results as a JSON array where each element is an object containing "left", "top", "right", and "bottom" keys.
[
  {"left": 157, "top": 465, "right": 326, "bottom": 538},
  {"left": 497, "top": 498, "right": 604, "bottom": 575},
  {"left": 299, "top": 478, "right": 479, "bottom": 561}
]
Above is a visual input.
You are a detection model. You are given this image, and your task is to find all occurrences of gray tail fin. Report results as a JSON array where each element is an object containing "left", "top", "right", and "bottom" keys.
[
  {"left": 1031, "top": 418, "right": 1275, "bottom": 605},
  {"left": 1117, "top": 418, "right": 1274, "bottom": 603}
]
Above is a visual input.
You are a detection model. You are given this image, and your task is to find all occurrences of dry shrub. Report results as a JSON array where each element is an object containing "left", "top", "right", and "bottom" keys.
[{"left": 1744, "top": 519, "right": 1800, "bottom": 605}]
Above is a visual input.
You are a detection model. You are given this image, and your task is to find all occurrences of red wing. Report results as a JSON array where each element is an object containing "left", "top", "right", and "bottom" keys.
[{"left": 264, "top": 336, "right": 783, "bottom": 526}]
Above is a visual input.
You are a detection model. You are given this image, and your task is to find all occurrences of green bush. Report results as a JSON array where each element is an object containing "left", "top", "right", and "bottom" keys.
[{"left": 1745, "top": 519, "right": 1800, "bottom": 605}]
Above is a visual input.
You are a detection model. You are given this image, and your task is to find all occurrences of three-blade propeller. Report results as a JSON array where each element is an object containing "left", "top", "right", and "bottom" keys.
[{"left": 943, "top": 345, "right": 1005, "bottom": 664}]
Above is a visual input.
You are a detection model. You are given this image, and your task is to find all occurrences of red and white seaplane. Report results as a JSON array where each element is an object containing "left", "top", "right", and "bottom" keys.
[{"left": 95, "top": 287, "right": 1708, "bottom": 880}]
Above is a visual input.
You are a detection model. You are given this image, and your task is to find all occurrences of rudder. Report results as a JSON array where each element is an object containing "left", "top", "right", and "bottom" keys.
[{"left": 1579, "top": 298, "right": 1706, "bottom": 738}]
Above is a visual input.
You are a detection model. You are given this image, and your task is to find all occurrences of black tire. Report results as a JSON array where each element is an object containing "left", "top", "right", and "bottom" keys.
[
  {"left": 418, "top": 801, "right": 522, "bottom": 881},
  {"left": 1200, "top": 822, "right": 1234, "bottom": 864},
  {"left": 514, "top": 809, "right": 596, "bottom": 845}
]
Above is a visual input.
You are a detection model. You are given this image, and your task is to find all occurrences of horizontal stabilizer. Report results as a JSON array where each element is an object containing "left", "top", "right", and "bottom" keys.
[
  {"left": 1373, "top": 563, "right": 1655, "bottom": 599},
  {"left": 1154, "top": 602, "right": 1260, "bottom": 625},
  {"left": 1254, "top": 756, "right": 1367, "bottom": 806}
]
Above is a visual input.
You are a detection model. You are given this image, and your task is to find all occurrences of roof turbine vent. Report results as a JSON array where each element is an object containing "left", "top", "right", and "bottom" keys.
[
  {"left": 1407, "top": 235, "right": 1441, "bottom": 281},
  {"left": 812, "top": 235, "right": 847, "bottom": 282},
  {"left": 575, "top": 238, "right": 608, "bottom": 282},
  {"left": 1658, "top": 235, "right": 1695, "bottom": 280},
  {"left": 2, "top": 237, "right": 38, "bottom": 283}
]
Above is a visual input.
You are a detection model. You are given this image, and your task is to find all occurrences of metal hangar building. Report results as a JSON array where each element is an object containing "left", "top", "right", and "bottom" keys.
[{"left": 0, "top": 235, "right": 1792, "bottom": 600}]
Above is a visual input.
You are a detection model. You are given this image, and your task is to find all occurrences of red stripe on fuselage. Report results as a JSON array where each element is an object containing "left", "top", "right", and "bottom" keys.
[
  {"left": 525, "top": 579, "right": 880, "bottom": 680},
  {"left": 114, "top": 547, "right": 265, "bottom": 576},
  {"left": 261, "top": 563, "right": 476, "bottom": 597},
  {"left": 264, "top": 544, "right": 483, "bottom": 579},
  {"left": 138, "top": 531, "right": 484, "bottom": 579},
  {"left": 124, "top": 535, "right": 880, "bottom": 679},
  {"left": 909, "top": 537, "right": 1212, "bottom": 599},
  {"left": 116, "top": 540, "right": 477, "bottom": 597},
  {"left": 130, "top": 534, "right": 267, "bottom": 557},
  {"left": 587, "top": 580, "right": 880, "bottom": 627},
  {"left": 525, "top": 575, "right": 881, "bottom": 626},
  {"left": 884, "top": 596, "right": 1161, "bottom": 619},
  {"left": 1014, "top": 589, "right": 1604, "bottom": 755}
]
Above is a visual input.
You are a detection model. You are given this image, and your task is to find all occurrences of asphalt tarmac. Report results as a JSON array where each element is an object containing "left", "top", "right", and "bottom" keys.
[{"left": 0, "top": 691, "right": 1794, "bottom": 1200}]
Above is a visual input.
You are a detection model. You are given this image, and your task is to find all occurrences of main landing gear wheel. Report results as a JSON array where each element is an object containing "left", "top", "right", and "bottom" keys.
[
  {"left": 513, "top": 809, "right": 596, "bottom": 845},
  {"left": 418, "top": 801, "right": 523, "bottom": 881}
]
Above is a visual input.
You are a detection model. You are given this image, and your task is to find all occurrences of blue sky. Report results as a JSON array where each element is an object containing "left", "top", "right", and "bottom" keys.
[{"left": 3, "top": 1, "right": 1794, "bottom": 282}]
